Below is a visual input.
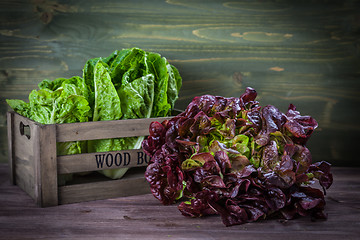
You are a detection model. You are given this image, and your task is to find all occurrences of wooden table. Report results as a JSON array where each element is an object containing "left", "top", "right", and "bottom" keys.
[{"left": 0, "top": 163, "right": 359, "bottom": 240}]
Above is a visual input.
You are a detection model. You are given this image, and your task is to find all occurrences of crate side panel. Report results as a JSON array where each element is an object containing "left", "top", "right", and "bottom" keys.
[{"left": 12, "top": 113, "right": 38, "bottom": 200}]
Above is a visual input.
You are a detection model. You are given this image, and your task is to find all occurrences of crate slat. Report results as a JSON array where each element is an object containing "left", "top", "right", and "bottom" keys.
[
  {"left": 56, "top": 117, "right": 169, "bottom": 142},
  {"left": 58, "top": 171, "right": 149, "bottom": 205}
]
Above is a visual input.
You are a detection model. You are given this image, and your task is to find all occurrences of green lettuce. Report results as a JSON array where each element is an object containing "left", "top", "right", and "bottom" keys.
[
  {"left": 7, "top": 76, "right": 91, "bottom": 184},
  {"left": 7, "top": 76, "right": 90, "bottom": 126},
  {"left": 7, "top": 47, "right": 182, "bottom": 180},
  {"left": 7, "top": 76, "right": 91, "bottom": 157},
  {"left": 85, "top": 48, "right": 181, "bottom": 179},
  {"left": 6, "top": 99, "right": 31, "bottom": 119}
]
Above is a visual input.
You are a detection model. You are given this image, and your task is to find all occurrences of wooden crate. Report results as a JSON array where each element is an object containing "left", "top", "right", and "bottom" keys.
[{"left": 7, "top": 111, "right": 174, "bottom": 207}]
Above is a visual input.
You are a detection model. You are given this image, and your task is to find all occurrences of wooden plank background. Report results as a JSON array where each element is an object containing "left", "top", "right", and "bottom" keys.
[{"left": 0, "top": 0, "right": 359, "bottom": 167}]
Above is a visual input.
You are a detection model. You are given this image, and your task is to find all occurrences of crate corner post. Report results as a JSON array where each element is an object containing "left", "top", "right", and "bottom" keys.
[
  {"left": 7, "top": 111, "right": 16, "bottom": 185},
  {"left": 35, "top": 123, "right": 58, "bottom": 207}
]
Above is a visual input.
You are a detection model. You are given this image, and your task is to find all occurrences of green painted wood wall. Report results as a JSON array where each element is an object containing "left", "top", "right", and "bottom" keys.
[{"left": 1, "top": 0, "right": 359, "bottom": 166}]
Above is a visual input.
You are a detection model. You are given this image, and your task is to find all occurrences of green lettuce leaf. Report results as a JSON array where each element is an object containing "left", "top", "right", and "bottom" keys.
[
  {"left": 92, "top": 61, "right": 122, "bottom": 122},
  {"left": 118, "top": 74, "right": 155, "bottom": 119},
  {"left": 28, "top": 85, "right": 90, "bottom": 124},
  {"left": 6, "top": 99, "right": 31, "bottom": 119},
  {"left": 98, "top": 74, "right": 156, "bottom": 179},
  {"left": 109, "top": 48, "right": 144, "bottom": 87},
  {"left": 145, "top": 52, "right": 171, "bottom": 117},
  {"left": 87, "top": 60, "right": 123, "bottom": 154},
  {"left": 86, "top": 60, "right": 127, "bottom": 179},
  {"left": 169, "top": 65, "right": 182, "bottom": 109}
]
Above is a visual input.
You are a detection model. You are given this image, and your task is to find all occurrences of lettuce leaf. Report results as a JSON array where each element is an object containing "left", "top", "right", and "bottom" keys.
[
  {"left": 6, "top": 99, "right": 31, "bottom": 119},
  {"left": 118, "top": 74, "right": 155, "bottom": 119},
  {"left": 145, "top": 51, "right": 182, "bottom": 117},
  {"left": 92, "top": 61, "right": 122, "bottom": 122}
]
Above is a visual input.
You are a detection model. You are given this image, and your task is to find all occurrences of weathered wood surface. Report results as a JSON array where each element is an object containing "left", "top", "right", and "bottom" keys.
[
  {"left": 0, "top": 163, "right": 359, "bottom": 240},
  {"left": 1, "top": 0, "right": 360, "bottom": 167}
]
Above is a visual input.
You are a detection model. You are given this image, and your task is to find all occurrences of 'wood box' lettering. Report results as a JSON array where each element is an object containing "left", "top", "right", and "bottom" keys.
[
  {"left": 57, "top": 149, "right": 152, "bottom": 174},
  {"left": 94, "top": 151, "right": 151, "bottom": 169}
]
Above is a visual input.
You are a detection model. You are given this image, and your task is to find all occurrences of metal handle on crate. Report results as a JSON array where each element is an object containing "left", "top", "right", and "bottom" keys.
[{"left": 19, "top": 121, "right": 31, "bottom": 139}]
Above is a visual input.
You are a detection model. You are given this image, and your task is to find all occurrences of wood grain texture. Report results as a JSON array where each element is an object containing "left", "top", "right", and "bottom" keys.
[
  {"left": 0, "top": 163, "right": 359, "bottom": 239},
  {"left": 1, "top": 0, "right": 360, "bottom": 167}
]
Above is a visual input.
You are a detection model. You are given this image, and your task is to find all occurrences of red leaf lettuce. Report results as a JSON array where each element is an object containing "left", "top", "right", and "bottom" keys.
[{"left": 143, "top": 87, "right": 333, "bottom": 226}]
